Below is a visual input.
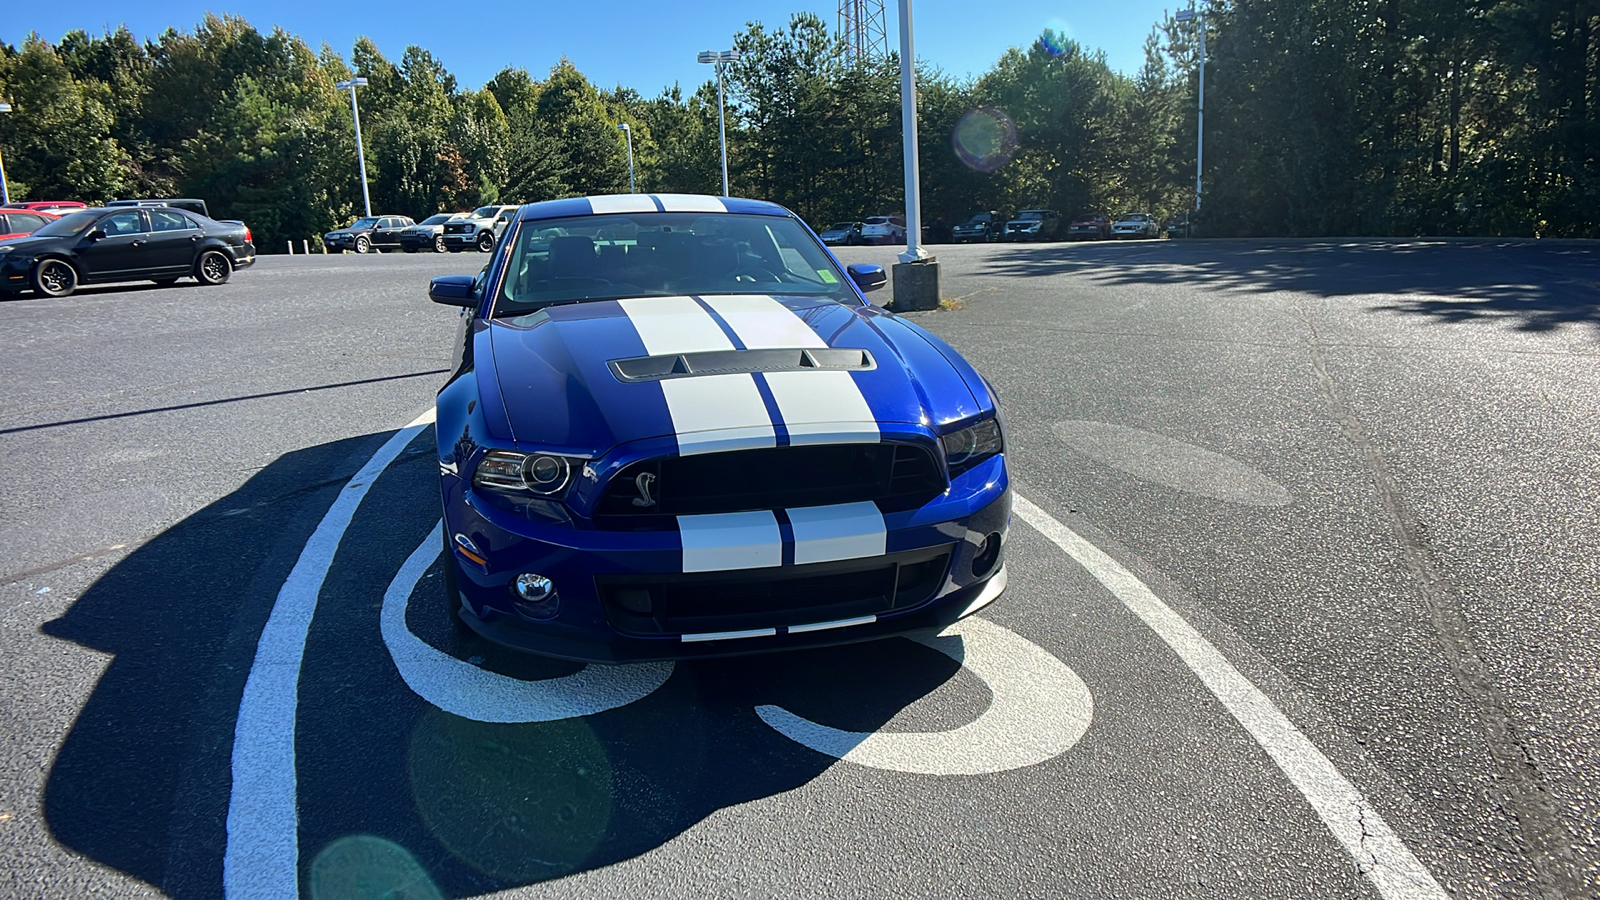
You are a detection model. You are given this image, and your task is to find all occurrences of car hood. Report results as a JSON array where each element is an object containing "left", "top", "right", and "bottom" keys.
[
  {"left": 485, "top": 294, "right": 984, "bottom": 454},
  {"left": 0, "top": 234, "right": 62, "bottom": 255}
]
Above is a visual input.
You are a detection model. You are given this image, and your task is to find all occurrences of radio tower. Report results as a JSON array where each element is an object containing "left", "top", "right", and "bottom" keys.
[{"left": 838, "top": 0, "right": 890, "bottom": 62}]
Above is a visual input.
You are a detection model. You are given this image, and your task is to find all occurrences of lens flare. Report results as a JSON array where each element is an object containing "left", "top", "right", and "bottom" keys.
[
  {"left": 1038, "top": 18, "right": 1075, "bottom": 58},
  {"left": 952, "top": 107, "right": 1018, "bottom": 173},
  {"left": 407, "top": 709, "right": 615, "bottom": 881},
  {"left": 310, "top": 835, "right": 444, "bottom": 900}
]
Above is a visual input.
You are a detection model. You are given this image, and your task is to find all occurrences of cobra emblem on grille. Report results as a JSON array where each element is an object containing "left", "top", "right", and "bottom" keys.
[{"left": 632, "top": 471, "right": 658, "bottom": 508}]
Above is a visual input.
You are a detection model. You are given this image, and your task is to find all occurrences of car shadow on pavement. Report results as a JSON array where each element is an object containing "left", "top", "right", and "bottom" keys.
[
  {"left": 42, "top": 427, "right": 966, "bottom": 898},
  {"left": 977, "top": 239, "right": 1600, "bottom": 335}
]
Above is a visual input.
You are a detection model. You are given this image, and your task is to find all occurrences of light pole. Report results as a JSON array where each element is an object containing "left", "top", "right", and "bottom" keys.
[
  {"left": 897, "top": 0, "right": 926, "bottom": 263},
  {"left": 617, "top": 123, "right": 636, "bottom": 193},
  {"left": 0, "top": 102, "right": 12, "bottom": 205},
  {"left": 335, "top": 77, "right": 372, "bottom": 217},
  {"left": 890, "top": 0, "right": 940, "bottom": 311},
  {"left": 697, "top": 49, "right": 740, "bottom": 196},
  {"left": 1177, "top": 5, "right": 1205, "bottom": 214}
]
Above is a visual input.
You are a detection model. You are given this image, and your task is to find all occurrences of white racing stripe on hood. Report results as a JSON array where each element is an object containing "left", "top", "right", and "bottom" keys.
[
  {"left": 588, "top": 195, "right": 658, "bottom": 214},
  {"left": 701, "top": 295, "right": 828, "bottom": 349},
  {"left": 619, "top": 296, "right": 734, "bottom": 354},
  {"left": 787, "top": 501, "right": 886, "bottom": 565},
  {"left": 660, "top": 374, "right": 776, "bottom": 455},
  {"left": 654, "top": 194, "right": 727, "bottom": 213},
  {"left": 679, "top": 510, "right": 782, "bottom": 572},
  {"left": 763, "top": 370, "right": 879, "bottom": 445},
  {"left": 621, "top": 296, "right": 773, "bottom": 455}
]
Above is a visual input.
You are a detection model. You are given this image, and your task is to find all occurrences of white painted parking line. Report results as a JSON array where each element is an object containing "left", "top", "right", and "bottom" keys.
[
  {"left": 381, "top": 523, "right": 673, "bottom": 723},
  {"left": 1012, "top": 494, "right": 1448, "bottom": 900},
  {"left": 757, "top": 615, "right": 1093, "bottom": 776},
  {"left": 224, "top": 408, "right": 435, "bottom": 900}
]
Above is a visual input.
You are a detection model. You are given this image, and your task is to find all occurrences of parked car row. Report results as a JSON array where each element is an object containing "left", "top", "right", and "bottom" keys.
[
  {"left": 321, "top": 204, "right": 521, "bottom": 254},
  {"left": 942, "top": 209, "right": 1178, "bottom": 244}
]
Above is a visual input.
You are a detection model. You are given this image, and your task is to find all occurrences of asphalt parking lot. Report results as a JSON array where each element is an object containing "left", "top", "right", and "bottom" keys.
[{"left": 1, "top": 239, "right": 1597, "bottom": 898}]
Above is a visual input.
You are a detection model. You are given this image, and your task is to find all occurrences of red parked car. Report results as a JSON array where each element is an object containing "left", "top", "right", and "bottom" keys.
[
  {"left": 1066, "top": 214, "right": 1112, "bottom": 241},
  {"left": 3, "top": 201, "right": 87, "bottom": 215},
  {"left": 0, "top": 209, "right": 58, "bottom": 242}
]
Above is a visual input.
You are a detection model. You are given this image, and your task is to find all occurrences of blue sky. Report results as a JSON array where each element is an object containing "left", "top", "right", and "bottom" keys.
[{"left": 6, "top": 2, "right": 1182, "bottom": 94}]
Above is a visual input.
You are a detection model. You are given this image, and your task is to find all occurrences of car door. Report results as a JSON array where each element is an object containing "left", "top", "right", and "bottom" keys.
[
  {"left": 77, "top": 210, "right": 150, "bottom": 281},
  {"left": 145, "top": 209, "right": 203, "bottom": 274},
  {"left": 384, "top": 217, "right": 411, "bottom": 249}
]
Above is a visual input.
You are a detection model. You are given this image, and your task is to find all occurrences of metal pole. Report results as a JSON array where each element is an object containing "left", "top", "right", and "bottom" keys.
[
  {"left": 347, "top": 84, "right": 372, "bottom": 217},
  {"left": 1196, "top": 10, "right": 1206, "bottom": 211},
  {"left": 619, "top": 124, "right": 636, "bottom": 193},
  {"left": 0, "top": 102, "right": 11, "bottom": 205},
  {"left": 716, "top": 63, "right": 730, "bottom": 197},
  {"left": 896, "top": 0, "right": 927, "bottom": 262}
]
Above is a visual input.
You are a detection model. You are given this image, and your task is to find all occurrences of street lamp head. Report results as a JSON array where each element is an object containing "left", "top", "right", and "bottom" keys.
[
  {"left": 718, "top": 50, "right": 741, "bottom": 63},
  {"left": 1175, "top": 9, "right": 1196, "bottom": 21},
  {"left": 0, "top": 103, "right": 11, "bottom": 113},
  {"left": 617, "top": 123, "right": 630, "bottom": 132},
  {"left": 697, "top": 51, "right": 718, "bottom": 64},
  {"left": 698, "top": 50, "right": 740, "bottom": 64},
  {"left": 335, "top": 77, "right": 370, "bottom": 90}
]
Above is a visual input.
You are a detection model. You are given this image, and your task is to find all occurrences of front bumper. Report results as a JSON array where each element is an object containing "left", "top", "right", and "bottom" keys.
[
  {"left": 441, "top": 231, "right": 483, "bottom": 249},
  {"left": 441, "top": 455, "right": 1012, "bottom": 663},
  {"left": 399, "top": 232, "right": 438, "bottom": 250},
  {"left": 324, "top": 233, "right": 359, "bottom": 250},
  {"left": 0, "top": 255, "right": 34, "bottom": 291}
]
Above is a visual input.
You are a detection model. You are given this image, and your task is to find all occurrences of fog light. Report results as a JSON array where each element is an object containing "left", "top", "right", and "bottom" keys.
[
  {"left": 510, "top": 573, "right": 559, "bottom": 620},
  {"left": 972, "top": 533, "right": 1002, "bottom": 579}
]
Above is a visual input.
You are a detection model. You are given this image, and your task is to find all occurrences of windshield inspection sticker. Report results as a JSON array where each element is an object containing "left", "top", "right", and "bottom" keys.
[{"left": 817, "top": 269, "right": 838, "bottom": 283}]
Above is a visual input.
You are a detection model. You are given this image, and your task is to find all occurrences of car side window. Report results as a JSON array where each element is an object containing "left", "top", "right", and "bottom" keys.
[
  {"left": 149, "top": 210, "right": 194, "bottom": 232},
  {"left": 102, "top": 211, "right": 146, "bottom": 236},
  {"left": 14, "top": 214, "right": 46, "bottom": 231}
]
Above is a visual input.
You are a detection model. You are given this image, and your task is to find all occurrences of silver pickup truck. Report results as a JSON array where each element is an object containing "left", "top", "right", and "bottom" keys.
[{"left": 441, "top": 204, "right": 520, "bottom": 252}]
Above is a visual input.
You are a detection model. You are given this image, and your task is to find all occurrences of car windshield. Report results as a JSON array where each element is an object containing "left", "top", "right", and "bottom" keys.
[
  {"left": 348, "top": 217, "right": 379, "bottom": 229},
  {"left": 826, "top": 223, "right": 855, "bottom": 231},
  {"left": 1017, "top": 211, "right": 1046, "bottom": 221},
  {"left": 493, "top": 212, "right": 857, "bottom": 317},
  {"left": 961, "top": 215, "right": 990, "bottom": 224},
  {"left": 473, "top": 206, "right": 502, "bottom": 218},
  {"left": 30, "top": 210, "right": 101, "bottom": 238},
  {"left": 418, "top": 214, "right": 454, "bottom": 226}
]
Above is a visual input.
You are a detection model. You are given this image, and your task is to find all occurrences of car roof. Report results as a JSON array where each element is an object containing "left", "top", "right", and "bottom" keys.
[{"left": 514, "top": 194, "right": 790, "bottom": 224}]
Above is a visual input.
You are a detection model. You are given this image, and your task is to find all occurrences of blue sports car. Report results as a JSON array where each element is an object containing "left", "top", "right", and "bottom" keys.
[{"left": 429, "top": 193, "right": 1010, "bottom": 662}]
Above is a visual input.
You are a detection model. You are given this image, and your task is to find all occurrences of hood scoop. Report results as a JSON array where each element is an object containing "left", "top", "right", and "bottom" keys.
[{"left": 610, "top": 347, "right": 876, "bottom": 383}]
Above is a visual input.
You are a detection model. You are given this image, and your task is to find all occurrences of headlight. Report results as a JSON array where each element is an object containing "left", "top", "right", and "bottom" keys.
[
  {"left": 0, "top": 246, "right": 15, "bottom": 254},
  {"left": 473, "top": 450, "right": 577, "bottom": 498},
  {"left": 941, "top": 418, "right": 1003, "bottom": 475}
]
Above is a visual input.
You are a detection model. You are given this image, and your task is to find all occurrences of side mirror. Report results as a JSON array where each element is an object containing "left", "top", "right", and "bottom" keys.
[
  {"left": 847, "top": 264, "right": 887, "bottom": 292},
  {"left": 87, "top": 230, "right": 107, "bottom": 241},
  {"left": 429, "top": 274, "right": 478, "bottom": 308}
]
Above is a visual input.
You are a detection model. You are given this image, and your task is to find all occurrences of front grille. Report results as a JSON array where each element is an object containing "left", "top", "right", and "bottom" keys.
[
  {"left": 597, "top": 546, "right": 951, "bottom": 635},
  {"left": 594, "top": 443, "right": 944, "bottom": 527},
  {"left": 444, "top": 223, "right": 473, "bottom": 235}
]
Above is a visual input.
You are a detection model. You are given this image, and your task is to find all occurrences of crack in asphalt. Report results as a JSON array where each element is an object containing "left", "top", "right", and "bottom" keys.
[{"left": 1296, "top": 298, "right": 1582, "bottom": 900}]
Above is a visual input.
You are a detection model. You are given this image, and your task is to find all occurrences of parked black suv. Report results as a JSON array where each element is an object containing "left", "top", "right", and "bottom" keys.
[{"left": 951, "top": 211, "right": 1001, "bottom": 243}]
